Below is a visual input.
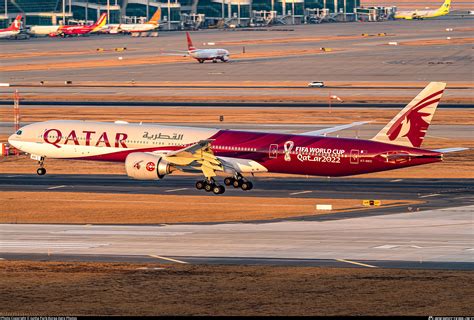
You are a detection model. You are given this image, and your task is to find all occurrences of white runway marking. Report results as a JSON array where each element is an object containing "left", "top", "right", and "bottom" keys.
[
  {"left": 164, "top": 188, "right": 189, "bottom": 193},
  {"left": 390, "top": 179, "right": 403, "bottom": 182},
  {"left": 373, "top": 244, "right": 400, "bottom": 249},
  {"left": 0, "top": 241, "right": 108, "bottom": 249},
  {"left": 7, "top": 175, "right": 24, "bottom": 178},
  {"left": 149, "top": 254, "right": 188, "bottom": 264},
  {"left": 419, "top": 193, "right": 441, "bottom": 198},
  {"left": 336, "top": 259, "right": 377, "bottom": 268},
  {"left": 290, "top": 190, "right": 312, "bottom": 196},
  {"left": 47, "top": 185, "right": 66, "bottom": 190}
]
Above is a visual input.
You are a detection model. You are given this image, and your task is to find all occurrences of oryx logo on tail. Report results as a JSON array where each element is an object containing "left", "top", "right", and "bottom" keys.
[{"left": 372, "top": 82, "right": 446, "bottom": 148}]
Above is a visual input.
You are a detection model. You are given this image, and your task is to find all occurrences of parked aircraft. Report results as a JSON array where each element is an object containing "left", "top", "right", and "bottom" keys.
[
  {"left": 106, "top": 8, "right": 161, "bottom": 34},
  {"left": 395, "top": 0, "right": 451, "bottom": 19},
  {"left": 8, "top": 82, "right": 467, "bottom": 195},
  {"left": 0, "top": 15, "right": 22, "bottom": 39},
  {"left": 28, "top": 25, "right": 60, "bottom": 37},
  {"left": 49, "top": 13, "right": 107, "bottom": 37},
  {"left": 184, "top": 32, "right": 230, "bottom": 63}
]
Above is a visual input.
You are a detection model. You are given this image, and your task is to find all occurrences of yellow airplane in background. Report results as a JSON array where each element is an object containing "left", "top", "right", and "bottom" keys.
[{"left": 395, "top": 0, "right": 451, "bottom": 19}]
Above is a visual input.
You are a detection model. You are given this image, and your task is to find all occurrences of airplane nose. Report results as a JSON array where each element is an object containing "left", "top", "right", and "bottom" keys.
[{"left": 8, "top": 133, "right": 18, "bottom": 148}]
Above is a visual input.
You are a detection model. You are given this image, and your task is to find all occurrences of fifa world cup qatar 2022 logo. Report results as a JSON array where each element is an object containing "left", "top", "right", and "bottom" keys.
[{"left": 284, "top": 141, "right": 294, "bottom": 161}]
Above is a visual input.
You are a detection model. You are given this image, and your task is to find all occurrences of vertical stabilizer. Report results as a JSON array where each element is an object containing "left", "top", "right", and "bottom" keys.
[
  {"left": 438, "top": 0, "right": 451, "bottom": 14},
  {"left": 372, "top": 82, "right": 446, "bottom": 148},
  {"left": 8, "top": 15, "right": 22, "bottom": 31},
  {"left": 186, "top": 32, "right": 196, "bottom": 51},
  {"left": 148, "top": 7, "right": 162, "bottom": 24},
  {"left": 91, "top": 13, "right": 107, "bottom": 32}
]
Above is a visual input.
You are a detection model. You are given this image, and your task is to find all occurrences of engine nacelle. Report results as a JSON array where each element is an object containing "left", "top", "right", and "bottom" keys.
[
  {"left": 125, "top": 152, "right": 174, "bottom": 180},
  {"left": 221, "top": 55, "right": 230, "bottom": 62}
]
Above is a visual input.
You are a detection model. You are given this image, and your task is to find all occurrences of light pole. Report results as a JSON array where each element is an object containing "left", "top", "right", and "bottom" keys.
[
  {"left": 107, "top": 0, "right": 110, "bottom": 23},
  {"left": 62, "top": 0, "right": 65, "bottom": 24},
  {"left": 168, "top": 0, "right": 171, "bottom": 30},
  {"left": 5, "top": 0, "right": 7, "bottom": 17}
]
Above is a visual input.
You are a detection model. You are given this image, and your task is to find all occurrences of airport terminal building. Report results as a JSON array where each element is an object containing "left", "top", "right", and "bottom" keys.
[{"left": 0, "top": 0, "right": 362, "bottom": 28}]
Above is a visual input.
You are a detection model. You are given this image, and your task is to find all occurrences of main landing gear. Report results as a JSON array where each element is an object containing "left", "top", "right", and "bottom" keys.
[
  {"left": 36, "top": 157, "right": 46, "bottom": 176},
  {"left": 194, "top": 175, "right": 254, "bottom": 194},
  {"left": 224, "top": 174, "right": 253, "bottom": 191},
  {"left": 195, "top": 178, "right": 225, "bottom": 195}
]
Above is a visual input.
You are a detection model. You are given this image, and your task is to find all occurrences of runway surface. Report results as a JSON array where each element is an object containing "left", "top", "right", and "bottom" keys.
[
  {"left": 1, "top": 205, "right": 472, "bottom": 269},
  {"left": 1, "top": 174, "right": 472, "bottom": 269},
  {"left": 1, "top": 174, "right": 473, "bottom": 220}
]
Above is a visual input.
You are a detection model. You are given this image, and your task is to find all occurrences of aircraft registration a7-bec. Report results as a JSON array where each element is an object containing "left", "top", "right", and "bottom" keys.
[{"left": 9, "top": 82, "right": 467, "bottom": 195}]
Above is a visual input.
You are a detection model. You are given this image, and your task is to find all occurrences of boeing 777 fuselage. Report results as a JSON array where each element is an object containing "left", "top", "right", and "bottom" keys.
[{"left": 8, "top": 82, "right": 466, "bottom": 194}]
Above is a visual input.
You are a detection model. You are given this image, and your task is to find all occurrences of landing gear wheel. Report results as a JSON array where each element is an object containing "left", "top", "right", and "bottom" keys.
[
  {"left": 198, "top": 59, "right": 204, "bottom": 63},
  {"left": 195, "top": 180, "right": 205, "bottom": 190},
  {"left": 232, "top": 179, "right": 241, "bottom": 188},
  {"left": 37, "top": 167, "right": 46, "bottom": 176},
  {"left": 204, "top": 181, "right": 214, "bottom": 192},
  {"left": 224, "top": 177, "right": 234, "bottom": 186},
  {"left": 212, "top": 59, "right": 217, "bottom": 63},
  {"left": 213, "top": 185, "right": 225, "bottom": 195},
  {"left": 241, "top": 181, "right": 253, "bottom": 191}
]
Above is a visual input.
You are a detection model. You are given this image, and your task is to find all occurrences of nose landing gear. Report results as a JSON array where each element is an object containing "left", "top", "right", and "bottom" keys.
[{"left": 36, "top": 157, "right": 46, "bottom": 175}]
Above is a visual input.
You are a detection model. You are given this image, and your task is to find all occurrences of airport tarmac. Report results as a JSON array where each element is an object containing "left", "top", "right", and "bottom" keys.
[
  {"left": 1, "top": 204, "right": 472, "bottom": 269},
  {"left": 1, "top": 174, "right": 473, "bottom": 219},
  {"left": 1, "top": 19, "right": 472, "bottom": 85}
]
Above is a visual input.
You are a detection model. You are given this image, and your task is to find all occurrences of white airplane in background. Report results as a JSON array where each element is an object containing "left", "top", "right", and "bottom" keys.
[
  {"left": 186, "top": 32, "right": 230, "bottom": 63},
  {"left": 0, "top": 15, "right": 22, "bottom": 39},
  {"left": 28, "top": 25, "right": 60, "bottom": 37},
  {"left": 106, "top": 8, "right": 161, "bottom": 34},
  {"left": 164, "top": 32, "right": 230, "bottom": 63}
]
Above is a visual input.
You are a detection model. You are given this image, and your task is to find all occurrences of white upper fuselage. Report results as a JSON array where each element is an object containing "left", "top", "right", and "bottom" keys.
[
  {"left": 8, "top": 120, "right": 219, "bottom": 160},
  {"left": 189, "top": 48, "right": 230, "bottom": 61},
  {"left": 28, "top": 25, "right": 60, "bottom": 36},
  {"left": 0, "top": 29, "right": 20, "bottom": 38},
  {"left": 106, "top": 23, "right": 158, "bottom": 33}
]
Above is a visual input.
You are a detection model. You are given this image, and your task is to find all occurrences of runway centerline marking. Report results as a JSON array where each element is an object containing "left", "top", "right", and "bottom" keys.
[
  {"left": 47, "top": 185, "right": 66, "bottom": 190},
  {"left": 164, "top": 188, "right": 189, "bottom": 193},
  {"left": 149, "top": 254, "right": 188, "bottom": 264},
  {"left": 390, "top": 179, "right": 403, "bottom": 182},
  {"left": 290, "top": 190, "right": 313, "bottom": 196},
  {"left": 6, "top": 175, "right": 24, "bottom": 178},
  {"left": 336, "top": 259, "right": 377, "bottom": 268},
  {"left": 419, "top": 193, "right": 441, "bottom": 198}
]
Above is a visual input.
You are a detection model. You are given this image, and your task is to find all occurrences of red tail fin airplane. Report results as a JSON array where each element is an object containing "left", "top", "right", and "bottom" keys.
[
  {"left": 50, "top": 12, "right": 107, "bottom": 37},
  {"left": 8, "top": 82, "right": 467, "bottom": 194},
  {"left": 0, "top": 15, "right": 22, "bottom": 39}
]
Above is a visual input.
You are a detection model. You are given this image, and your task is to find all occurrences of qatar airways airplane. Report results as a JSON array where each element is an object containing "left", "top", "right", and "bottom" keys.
[{"left": 8, "top": 82, "right": 467, "bottom": 195}]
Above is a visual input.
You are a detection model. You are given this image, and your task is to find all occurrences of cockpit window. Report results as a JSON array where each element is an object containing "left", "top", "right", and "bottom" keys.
[{"left": 16, "top": 130, "right": 22, "bottom": 135}]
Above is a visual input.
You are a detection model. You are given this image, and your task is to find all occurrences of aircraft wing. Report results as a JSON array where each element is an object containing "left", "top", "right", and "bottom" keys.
[
  {"left": 159, "top": 49, "right": 189, "bottom": 57},
  {"left": 161, "top": 140, "right": 223, "bottom": 178},
  {"left": 432, "top": 147, "right": 469, "bottom": 153},
  {"left": 301, "top": 121, "right": 370, "bottom": 136}
]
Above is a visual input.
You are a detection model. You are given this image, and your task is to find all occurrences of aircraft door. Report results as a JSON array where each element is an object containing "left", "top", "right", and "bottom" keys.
[
  {"left": 269, "top": 144, "right": 278, "bottom": 159},
  {"left": 350, "top": 149, "right": 360, "bottom": 164}
]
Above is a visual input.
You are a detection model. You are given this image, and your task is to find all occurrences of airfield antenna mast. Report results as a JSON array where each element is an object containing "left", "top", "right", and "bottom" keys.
[{"left": 13, "top": 90, "right": 20, "bottom": 155}]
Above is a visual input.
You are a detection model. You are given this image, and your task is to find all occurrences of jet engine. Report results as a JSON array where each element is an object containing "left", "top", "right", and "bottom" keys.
[
  {"left": 221, "top": 55, "right": 229, "bottom": 62},
  {"left": 125, "top": 152, "right": 174, "bottom": 180}
]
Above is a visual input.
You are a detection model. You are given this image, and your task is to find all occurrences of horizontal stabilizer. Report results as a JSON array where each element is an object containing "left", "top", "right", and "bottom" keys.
[
  {"left": 302, "top": 121, "right": 370, "bottom": 136},
  {"left": 432, "top": 147, "right": 469, "bottom": 153}
]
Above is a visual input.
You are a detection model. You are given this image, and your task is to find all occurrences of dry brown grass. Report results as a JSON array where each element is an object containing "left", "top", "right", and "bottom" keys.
[
  {"left": 1, "top": 261, "right": 473, "bottom": 316},
  {"left": 0, "top": 107, "right": 472, "bottom": 125},
  {"left": 0, "top": 191, "right": 411, "bottom": 224}
]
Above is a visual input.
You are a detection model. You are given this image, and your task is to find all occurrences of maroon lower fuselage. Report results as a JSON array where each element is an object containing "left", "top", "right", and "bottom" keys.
[{"left": 69, "top": 129, "right": 442, "bottom": 177}]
